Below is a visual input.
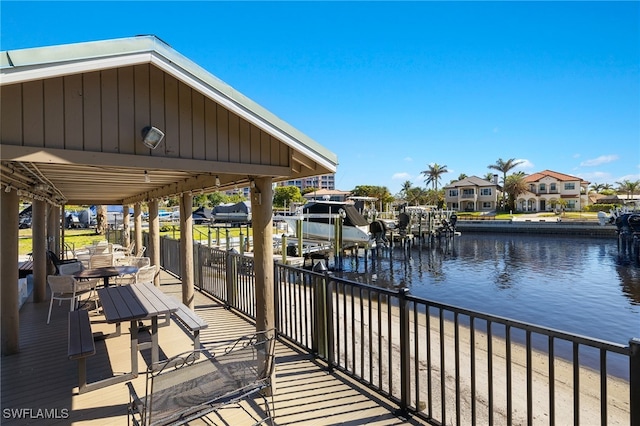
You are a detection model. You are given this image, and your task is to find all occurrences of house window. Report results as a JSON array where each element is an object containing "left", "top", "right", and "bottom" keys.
[
  {"left": 564, "top": 183, "right": 575, "bottom": 190},
  {"left": 567, "top": 200, "right": 576, "bottom": 209},
  {"left": 550, "top": 183, "right": 557, "bottom": 192},
  {"left": 482, "top": 202, "right": 492, "bottom": 209},
  {"left": 451, "top": 202, "right": 459, "bottom": 209},
  {"left": 462, "top": 189, "right": 474, "bottom": 195},
  {"left": 480, "top": 188, "right": 492, "bottom": 196},
  {"left": 449, "top": 189, "right": 458, "bottom": 197}
]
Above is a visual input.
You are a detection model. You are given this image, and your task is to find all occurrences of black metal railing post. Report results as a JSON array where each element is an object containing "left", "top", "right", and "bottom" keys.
[
  {"left": 313, "top": 272, "right": 328, "bottom": 358},
  {"left": 225, "top": 250, "right": 237, "bottom": 309},
  {"left": 631, "top": 338, "right": 640, "bottom": 426},
  {"left": 398, "top": 288, "right": 411, "bottom": 416},
  {"left": 325, "top": 273, "right": 335, "bottom": 371}
]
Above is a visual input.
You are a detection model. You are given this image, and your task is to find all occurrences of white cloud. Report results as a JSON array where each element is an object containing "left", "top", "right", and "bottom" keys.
[
  {"left": 392, "top": 172, "right": 411, "bottom": 180},
  {"left": 616, "top": 173, "right": 640, "bottom": 182},
  {"left": 513, "top": 159, "right": 534, "bottom": 171},
  {"left": 578, "top": 171, "right": 613, "bottom": 182},
  {"left": 580, "top": 155, "right": 619, "bottom": 167},
  {"left": 404, "top": 157, "right": 413, "bottom": 162}
]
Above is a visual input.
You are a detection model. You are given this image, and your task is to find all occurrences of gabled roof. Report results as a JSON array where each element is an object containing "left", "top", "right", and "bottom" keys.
[
  {"left": 0, "top": 35, "right": 337, "bottom": 170},
  {"left": 1, "top": 36, "right": 338, "bottom": 205},
  {"left": 444, "top": 176, "right": 498, "bottom": 188},
  {"left": 524, "top": 170, "right": 589, "bottom": 184}
]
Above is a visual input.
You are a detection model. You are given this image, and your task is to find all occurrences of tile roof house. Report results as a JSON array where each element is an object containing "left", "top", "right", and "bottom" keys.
[
  {"left": 443, "top": 175, "right": 500, "bottom": 212},
  {"left": 520, "top": 170, "right": 590, "bottom": 212}
]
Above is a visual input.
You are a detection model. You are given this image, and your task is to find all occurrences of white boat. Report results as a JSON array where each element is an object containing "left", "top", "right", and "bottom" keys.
[{"left": 279, "top": 200, "right": 373, "bottom": 244}]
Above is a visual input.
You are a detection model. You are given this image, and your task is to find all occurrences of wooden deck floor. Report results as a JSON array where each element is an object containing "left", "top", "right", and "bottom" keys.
[{"left": 2, "top": 270, "right": 429, "bottom": 425}]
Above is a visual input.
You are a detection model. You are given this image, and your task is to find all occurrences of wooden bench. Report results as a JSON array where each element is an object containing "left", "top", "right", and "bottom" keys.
[
  {"left": 172, "top": 303, "right": 208, "bottom": 350},
  {"left": 127, "top": 330, "right": 276, "bottom": 426},
  {"left": 68, "top": 310, "right": 96, "bottom": 394},
  {"left": 18, "top": 260, "right": 33, "bottom": 278}
]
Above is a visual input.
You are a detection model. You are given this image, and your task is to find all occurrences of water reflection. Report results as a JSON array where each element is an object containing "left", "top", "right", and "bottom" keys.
[{"left": 334, "top": 233, "right": 640, "bottom": 346}]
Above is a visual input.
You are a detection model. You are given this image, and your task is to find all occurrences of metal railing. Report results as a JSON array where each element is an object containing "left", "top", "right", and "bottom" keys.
[{"left": 164, "top": 242, "right": 637, "bottom": 426}]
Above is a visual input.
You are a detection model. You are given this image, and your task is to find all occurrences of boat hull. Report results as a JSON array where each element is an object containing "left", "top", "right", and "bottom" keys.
[{"left": 281, "top": 217, "right": 372, "bottom": 244}]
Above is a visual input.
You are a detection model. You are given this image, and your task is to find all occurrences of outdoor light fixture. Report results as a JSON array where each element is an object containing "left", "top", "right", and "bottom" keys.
[
  {"left": 215, "top": 176, "right": 221, "bottom": 187},
  {"left": 4, "top": 185, "right": 11, "bottom": 193},
  {"left": 144, "top": 170, "right": 150, "bottom": 183},
  {"left": 141, "top": 126, "right": 165, "bottom": 149}
]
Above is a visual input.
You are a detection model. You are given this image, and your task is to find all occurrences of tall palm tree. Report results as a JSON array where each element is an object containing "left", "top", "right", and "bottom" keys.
[
  {"left": 615, "top": 179, "right": 640, "bottom": 200},
  {"left": 421, "top": 163, "right": 449, "bottom": 191},
  {"left": 488, "top": 158, "right": 524, "bottom": 210}
]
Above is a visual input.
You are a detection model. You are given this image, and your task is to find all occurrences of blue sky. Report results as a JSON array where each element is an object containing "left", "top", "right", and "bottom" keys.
[{"left": 2, "top": 1, "right": 638, "bottom": 195}]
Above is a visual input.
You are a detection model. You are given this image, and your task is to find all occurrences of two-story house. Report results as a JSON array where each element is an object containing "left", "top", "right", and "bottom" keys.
[
  {"left": 443, "top": 175, "right": 500, "bottom": 212},
  {"left": 520, "top": 170, "right": 590, "bottom": 212}
]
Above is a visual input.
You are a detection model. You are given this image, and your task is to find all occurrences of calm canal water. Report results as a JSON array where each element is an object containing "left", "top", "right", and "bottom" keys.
[{"left": 333, "top": 232, "right": 639, "bottom": 354}]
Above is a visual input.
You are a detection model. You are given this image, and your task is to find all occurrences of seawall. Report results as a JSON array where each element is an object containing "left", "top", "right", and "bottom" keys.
[{"left": 455, "top": 219, "right": 618, "bottom": 237}]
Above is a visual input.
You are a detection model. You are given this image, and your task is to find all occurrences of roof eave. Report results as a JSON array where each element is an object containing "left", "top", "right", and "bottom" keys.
[{"left": 1, "top": 35, "right": 338, "bottom": 173}]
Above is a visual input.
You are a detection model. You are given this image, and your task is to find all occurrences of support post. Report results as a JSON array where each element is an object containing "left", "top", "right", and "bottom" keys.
[
  {"left": 122, "top": 204, "right": 131, "bottom": 249},
  {"left": 148, "top": 200, "right": 160, "bottom": 286},
  {"left": 1, "top": 188, "right": 20, "bottom": 354},
  {"left": 32, "top": 199, "right": 47, "bottom": 302},
  {"left": 180, "top": 192, "right": 194, "bottom": 309},
  {"left": 631, "top": 338, "right": 640, "bottom": 426},
  {"left": 251, "top": 177, "right": 276, "bottom": 392},
  {"left": 134, "top": 202, "right": 143, "bottom": 257}
]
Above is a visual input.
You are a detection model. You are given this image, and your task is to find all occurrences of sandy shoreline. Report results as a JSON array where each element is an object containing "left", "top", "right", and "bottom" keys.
[{"left": 328, "top": 294, "right": 630, "bottom": 425}]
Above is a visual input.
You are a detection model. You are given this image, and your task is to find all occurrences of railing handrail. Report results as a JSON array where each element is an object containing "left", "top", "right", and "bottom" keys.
[{"left": 176, "top": 241, "right": 637, "bottom": 425}]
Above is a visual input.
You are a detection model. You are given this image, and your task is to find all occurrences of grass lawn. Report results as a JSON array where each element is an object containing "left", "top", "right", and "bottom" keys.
[{"left": 18, "top": 225, "right": 254, "bottom": 257}]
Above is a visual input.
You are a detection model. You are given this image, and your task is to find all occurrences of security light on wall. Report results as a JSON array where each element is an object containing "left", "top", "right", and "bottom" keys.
[{"left": 141, "top": 126, "right": 165, "bottom": 149}]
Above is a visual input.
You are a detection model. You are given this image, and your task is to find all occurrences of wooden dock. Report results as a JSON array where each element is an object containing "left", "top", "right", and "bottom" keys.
[{"left": 1, "top": 269, "right": 429, "bottom": 425}]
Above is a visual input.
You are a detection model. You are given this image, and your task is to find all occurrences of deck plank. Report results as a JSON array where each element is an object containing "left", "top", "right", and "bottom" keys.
[{"left": 2, "top": 270, "right": 427, "bottom": 426}]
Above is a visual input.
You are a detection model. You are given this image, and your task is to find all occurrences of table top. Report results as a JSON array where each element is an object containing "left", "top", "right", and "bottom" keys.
[
  {"left": 73, "top": 265, "right": 138, "bottom": 280},
  {"left": 97, "top": 282, "right": 180, "bottom": 323}
]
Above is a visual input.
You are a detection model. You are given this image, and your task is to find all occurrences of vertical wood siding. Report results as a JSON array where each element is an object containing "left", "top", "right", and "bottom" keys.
[{"left": 1, "top": 64, "right": 290, "bottom": 168}]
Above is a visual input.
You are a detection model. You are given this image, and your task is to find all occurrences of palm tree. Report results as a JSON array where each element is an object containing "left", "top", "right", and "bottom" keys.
[
  {"left": 503, "top": 172, "right": 528, "bottom": 211},
  {"left": 457, "top": 173, "right": 468, "bottom": 181},
  {"left": 484, "top": 172, "right": 496, "bottom": 182},
  {"left": 488, "top": 158, "right": 524, "bottom": 210},
  {"left": 400, "top": 180, "right": 413, "bottom": 198},
  {"left": 615, "top": 179, "right": 640, "bottom": 200},
  {"left": 421, "top": 163, "right": 449, "bottom": 191},
  {"left": 589, "top": 183, "right": 605, "bottom": 193}
]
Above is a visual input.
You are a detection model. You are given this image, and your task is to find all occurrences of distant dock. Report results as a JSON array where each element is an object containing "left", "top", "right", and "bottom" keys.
[{"left": 455, "top": 219, "right": 617, "bottom": 237}]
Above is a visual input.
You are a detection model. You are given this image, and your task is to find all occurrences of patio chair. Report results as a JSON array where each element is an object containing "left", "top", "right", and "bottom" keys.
[
  {"left": 127, "top": 330, "right": 276, "bottom": 426},
  {"left": 57, "top": 260, "right": 84, "bottom": 275},
  {"left": 89, "top": 241, "right": 112, "bottom": 255},
  {"left": 89, "top": 253, "right": 114, "bottom": 269},
  {"left": 114, "top": 257, "right": 151, "bottom": 285},
  {"left": 135, "top": 264, "right": 158, "bottom": 285},
  {"left": 46, "top": 275, "right": 97, "bottom": 324},
  {"left": 47, "top": 250, "right": 81, "bottom": 275}
]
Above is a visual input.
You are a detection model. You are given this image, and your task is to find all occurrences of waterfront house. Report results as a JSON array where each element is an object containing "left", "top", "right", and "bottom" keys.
[
  {"left": 443, "top": 175, "right": 500, "bottom": 212},
  {"left": 520, "top": 170, "right": 590, "bottom": 212}
]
